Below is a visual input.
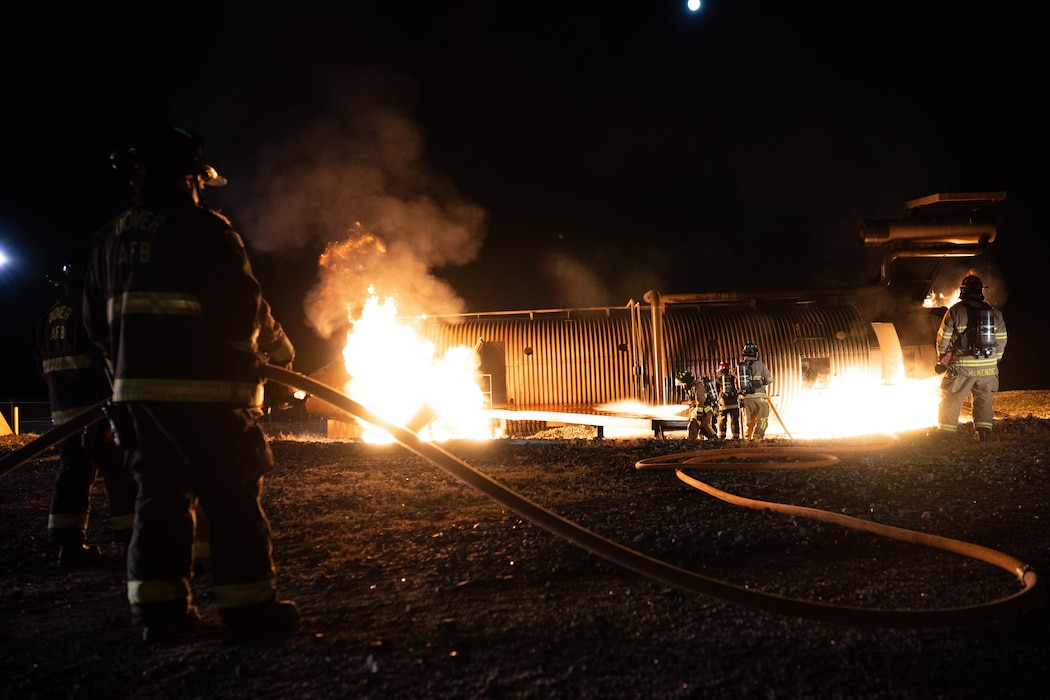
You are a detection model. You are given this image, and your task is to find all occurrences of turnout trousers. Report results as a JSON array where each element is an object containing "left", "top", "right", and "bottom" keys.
[
  {"left": 938, "top": 372, "right": 998, "bottom": 433},
  {"left": 49, "top": 420, "right": 135, "bottom": 546},
  {"left": 123, "top": 402, "right": 278, "bottom": 626},
  {"left": 688, "top": 405, "right": 718, "bottom": 440},
  {"left": 718, "top": 405, "right": 741, "bottom": 439},
  {"left": 741, "top": 395, "right": 770, "bottom": 439}
]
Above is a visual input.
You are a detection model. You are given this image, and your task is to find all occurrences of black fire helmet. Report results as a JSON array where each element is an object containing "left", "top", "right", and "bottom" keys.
[{"left": 111, "top": 127, "right": 227, "bottom": 189}]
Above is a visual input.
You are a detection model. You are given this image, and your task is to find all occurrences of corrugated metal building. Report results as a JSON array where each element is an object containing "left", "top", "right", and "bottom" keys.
[{"left": 417, "top": 289, "right": 944, "bottom": 423}]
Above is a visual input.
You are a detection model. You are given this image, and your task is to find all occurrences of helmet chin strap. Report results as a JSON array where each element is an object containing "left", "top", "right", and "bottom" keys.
[{"left": 182, "top": 174, "right": 204, "bottom": 205}]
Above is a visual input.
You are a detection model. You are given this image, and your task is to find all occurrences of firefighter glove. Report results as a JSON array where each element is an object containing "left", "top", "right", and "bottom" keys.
[
  {"left": 102, "top": 401, "right": 136, "bottom": 450},
  {"left": 264, "top": 379, "right": 298, "bottom": 412}
]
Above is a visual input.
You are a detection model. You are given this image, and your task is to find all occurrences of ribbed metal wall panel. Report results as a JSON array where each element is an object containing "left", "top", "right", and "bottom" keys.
[
  {"left": 655, "top": 304, "right": 876, "bottom": 415},
  {"left": 418, "top": 303, "right": 878, "bottom": 416}
]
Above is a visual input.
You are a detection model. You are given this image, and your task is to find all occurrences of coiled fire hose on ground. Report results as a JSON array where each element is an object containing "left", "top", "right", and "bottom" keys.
[
  {"left": 637, "top": 448, "right": 1044, "bottom": 624},
  {"left": 261, "top": 365, "right": 1043, "bottom": 628},
  {"left": 2, "top": 368, "right": 1042, "bottom": 627}
]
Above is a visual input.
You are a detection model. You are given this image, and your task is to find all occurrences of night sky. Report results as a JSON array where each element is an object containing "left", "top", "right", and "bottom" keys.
[{"left": 1, "top": 2, "right": 1045, "bottom": 397}]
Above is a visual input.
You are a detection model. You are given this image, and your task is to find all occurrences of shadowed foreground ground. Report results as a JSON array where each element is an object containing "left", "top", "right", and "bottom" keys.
[{"left": 1, "top": 392, "right": 1049, "bottom": 698}]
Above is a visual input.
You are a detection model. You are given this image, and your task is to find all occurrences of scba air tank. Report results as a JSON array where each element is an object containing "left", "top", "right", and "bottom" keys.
[
  {"left": 978, "top": 306, "right": 997, "bottom": 357},
  {"left": 702, "top": 377, "right": 718, "bottom": 405},
  {"left": 720, "top": 371, "right": 737, "bottom": 396},
  {"left": 737, "top": 361, "right": 754, "bottom": 395}
]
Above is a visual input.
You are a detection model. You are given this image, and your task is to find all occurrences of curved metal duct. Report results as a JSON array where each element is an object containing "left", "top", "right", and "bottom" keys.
[
  {"left": 858, "top": 192, "right": 1004, "bottom": 288},
  {"left": 858, "top": 219, "right": 996, "bottom": 246}
]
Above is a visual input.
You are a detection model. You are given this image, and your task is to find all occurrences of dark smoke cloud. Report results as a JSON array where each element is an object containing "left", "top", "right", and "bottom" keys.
[{"left": 227, "top": 69, "right": 487, "bottom": 338}]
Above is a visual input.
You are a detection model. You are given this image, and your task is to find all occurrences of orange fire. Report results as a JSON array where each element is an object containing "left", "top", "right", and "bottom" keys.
[
  {"left": 770, "top": 372, "right": 941, "bottom": 439},
  {"left": 602, "top": 376, "right": 941, "bottom": 440},
  {"left": 923, "top": 289, "right": 960, "bottom": 309},
  {"left": 339, "top": 291, "right": 496, "bottom": 443},
  {"left": 335, "top": 300, "right": 943, "bottom": 441},
  {"left": 319, "top": 230, "right": 945, "bottom": 442}
]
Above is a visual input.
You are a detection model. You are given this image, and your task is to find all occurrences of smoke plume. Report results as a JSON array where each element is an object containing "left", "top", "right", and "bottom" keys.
[{"left": 228, "top": 74, "right": 486, "bottom": 338}]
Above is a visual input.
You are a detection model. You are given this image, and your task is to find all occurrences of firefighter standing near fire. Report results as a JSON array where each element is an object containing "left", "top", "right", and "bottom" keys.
[
  {"left": 83, "top": 127, "right": 299, "bottom": 641},
  {"left": 934, "top": 275, "right": 1007, "bottom": 441},
  {"left": 739, "top": 342, "right": 773, "bottom": 439},
  {"left": 676, "top": 371, "right": 719, "bottom": 440},
  {"left": 716, "top": 360, "right": 742, "bottom": 439},
  {"left": 36, "top": 263, "right": 136, "bottom": 566}
]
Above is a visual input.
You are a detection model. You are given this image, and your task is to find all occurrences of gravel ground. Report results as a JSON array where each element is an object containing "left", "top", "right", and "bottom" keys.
[{"left": 1, "top": 392, "right": 1049, "bottom": 698}]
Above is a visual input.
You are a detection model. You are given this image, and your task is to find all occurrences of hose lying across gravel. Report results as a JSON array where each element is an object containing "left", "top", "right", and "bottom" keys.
[
  {"left": 262, "top": 365, "right": 1044, "bottom": 628},
  {"left": 638, "top": 446, "right": 1044, "bottom": 626},
  {"left": 5, "top": 369, "right": 1037, "bottom": 627},
  {"left": 0, "top": 402, "right": 107, "bottom": 479},
  {"left": 0, "top": 365, "right": 1013, "bottom": 630}
]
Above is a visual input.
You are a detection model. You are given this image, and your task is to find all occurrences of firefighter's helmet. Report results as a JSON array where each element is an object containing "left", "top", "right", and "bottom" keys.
[
  {"left": 46, "top": 263, "right": 74, "bottom": 289},
  {"left": 675, "top": 370, "right": 695, "bottom": 387},
  {"left": 112, "top": 127, "right": 227, "bottom": 189},
  {"left": 960, "top": 274, "right": 984, "bottom": 296},
  {"left": 742, "top": 342, "right": 759, "bottom": 358},
  {"left": 46, "top": 263, "right": 81, "bottom": 294},
  {"left": 718, "top": 360, "right": 729, "bottom": 371}
]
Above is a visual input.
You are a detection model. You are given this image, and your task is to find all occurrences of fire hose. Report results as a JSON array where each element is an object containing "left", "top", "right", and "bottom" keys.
[
  {"left": 1, "top": 368, "right": 1042, "bottom": 627},
  {"left": 0, "top": 401, "right": 107, "bottom": 478},
  {"left": 260, "top": 365, "right": 1042, "bottom": 628},
  {"left": 636, "top": 447, "right": 1043, "bottom": 627},
  {"left": 766, "top": 396, "right": 792, "bottom": 440}
]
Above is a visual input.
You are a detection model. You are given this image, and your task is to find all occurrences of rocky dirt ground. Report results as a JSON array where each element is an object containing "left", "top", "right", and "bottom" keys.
[{"left": 2, "top": 392, "right": 1049, "bottom": 699}]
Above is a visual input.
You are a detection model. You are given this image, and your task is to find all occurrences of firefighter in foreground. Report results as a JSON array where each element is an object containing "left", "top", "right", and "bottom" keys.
[
  {"left": 676, "top": 371, "right": 719, "bottom": 440},
  {"left": 715, "top": 360, "right": 742, "bottom": 440},
  {"left": 83, "top": 127, "right": 299, "bottom": 641},
  {"left": 738, "top": 342, "right": 773, "bottom": 439},
  {"left": 934, "top": 275, "right": 1008, "bottom": 441},
  {"left": 36, "top": 264, "right": 136, "bottom": 566}
]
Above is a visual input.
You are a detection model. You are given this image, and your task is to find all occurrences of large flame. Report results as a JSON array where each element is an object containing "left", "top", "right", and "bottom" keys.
[
  {"left": 341, "top": 291, "right": 495, "bottom": 443},
  {"left": 322, "top": 227, "right": 944, "bottom": 441},
  {"left": 923, "top": 289, "right": 960, "bottom": 309},
  {"left": 769, "top": 371, "right": 941, "bottom": 439},
  {"left": 603, "top": 374, "right": 942, "bottom": 440},
  {"left": 336, "top": 300, "right": 944, "bottom": 441}
]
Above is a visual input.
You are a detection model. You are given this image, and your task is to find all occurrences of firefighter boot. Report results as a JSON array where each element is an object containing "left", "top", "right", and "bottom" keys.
[
  {"left": 58, "top": 543, "right": 102, "bottom": 568},
  {"left": 753, "top": 417, "right": 768, "bottom": 440},
  {"left": 142, "top": 606, "right": 200, "bottom": 643},
  {"left": 976, "top": 428, "right": 991, "bottom": 442},
  {"left": 221, "top": 598, "right": 301, "bottom": 636}
]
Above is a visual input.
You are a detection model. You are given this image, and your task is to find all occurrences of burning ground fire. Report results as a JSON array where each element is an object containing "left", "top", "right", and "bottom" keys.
[
  {"left": 306, "top": 231, "right": 496, "bottom": 443},
  {"left": 331, "top": 298, "right": 943, "bottom": 442},
  {"left": 312, "top": 234, "right": 950, "bottom": 444},
  {"left": 771, "top": 373, "right": 941, "bottom": 439},
  {"left": 339, "top": 291, "right": 495, "bottom": 443}
]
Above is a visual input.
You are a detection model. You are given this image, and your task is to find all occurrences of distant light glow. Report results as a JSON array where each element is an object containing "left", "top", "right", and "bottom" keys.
[
  {"left": 0, "top": 249, "right": 8, "bottom": 266},
  {"left": 687, "top": 0, "right": 702, "bottom": 11}
]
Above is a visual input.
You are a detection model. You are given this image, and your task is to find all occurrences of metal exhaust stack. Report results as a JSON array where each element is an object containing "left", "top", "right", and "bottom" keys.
[{"left": 860, "top": 191, "right": 1005, "bottom": 286}]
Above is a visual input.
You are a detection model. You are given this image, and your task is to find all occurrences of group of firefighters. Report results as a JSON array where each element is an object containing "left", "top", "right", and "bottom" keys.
[
  {"left": 675, "top": 341, "right": 774, "bottom": 441},
  {"left": 25, "top": 124, "right": 1008, "bottom": 645},
  {"left": 675, "top": 274, "right": 1008, "bottom": 443}
]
